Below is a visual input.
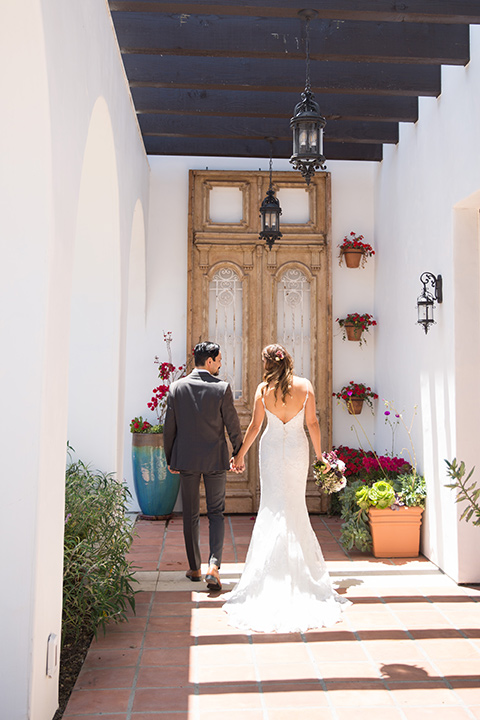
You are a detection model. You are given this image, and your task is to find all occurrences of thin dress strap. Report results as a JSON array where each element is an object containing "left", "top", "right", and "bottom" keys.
[
  {"left": 261, "top": 386, "right": 266, "bottom": 408},
  {"left": 302, "top": 381, "right": 309, "bottom": 409}
]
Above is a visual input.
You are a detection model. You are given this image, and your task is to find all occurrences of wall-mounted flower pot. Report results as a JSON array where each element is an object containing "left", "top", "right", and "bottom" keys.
[
  {"left": 341, "top": 250, "right": 364, "bottom": 268},
  {"left": 346, "top": 396, "right": 364, "bottom": 415},
  {"left": 131, "top": 433, "right": 180, "bottom": 518},
  {"left": 345, "top": 323, "right": 363, "bottom": 342},
  {"left": 368, "top": 506, "right": 424, "bottom": 557}
]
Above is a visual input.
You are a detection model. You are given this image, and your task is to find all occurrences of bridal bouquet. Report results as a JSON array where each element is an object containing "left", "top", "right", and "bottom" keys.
[{"left": 313, "top": 451, "right": 347, "bottom": 494}]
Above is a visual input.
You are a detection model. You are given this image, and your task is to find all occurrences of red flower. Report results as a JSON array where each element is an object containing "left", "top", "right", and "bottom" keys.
[
  {"left": 132, "top": 333, "right": 187, "bottom": 430},
  {"left": 333, "top": 381, "right": 378, "bottom": 409}
]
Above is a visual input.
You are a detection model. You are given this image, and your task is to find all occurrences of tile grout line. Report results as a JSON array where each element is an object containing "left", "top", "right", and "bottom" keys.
[
  {"left": 343, "top": 610, "right": 410, "bottom": 720},
  {"left": 125, "top": 588, "right": 157, "bottom": 720},
  {"left": 156, "top": 518, "right": 170, "bottom": 572},
  {"left": 420, "top": 590, "right": 479, "bottom": 646},
  {"left": 300, "top": 630, "right": 341, "bottom": 720},
  {"left": 228, "top": 515, "right": 238, "bottom": 564},
  {"left": 191, "top": 590, "right": 200, "bottom": 720},
  {"left": 319, "top": 516, "right": 351, "bottom": 560},
  {"left": 376, "top": 589, "right": 478, "bottom": 718},
  {"left": 247, "top": 632, "right": 271, "bottom": 720}
]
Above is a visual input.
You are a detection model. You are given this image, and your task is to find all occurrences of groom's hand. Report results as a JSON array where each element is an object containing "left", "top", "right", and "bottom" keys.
[
  {"left": 168, "top": 465, "right": 180, "bottom": 474},
  {"left": 230, "top": 456, "right": 244, "bottom": 473}
]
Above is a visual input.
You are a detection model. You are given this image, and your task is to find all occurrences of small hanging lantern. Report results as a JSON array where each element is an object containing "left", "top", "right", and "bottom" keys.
[
  {"left": 259, "top": 143, "right": 282, "bottom": 250},
  {"left": 290, "top": 9, "right": 326, "bottom": 185},
  {"left": 417, "top": 272, "right": 443, "bottom": 334}
]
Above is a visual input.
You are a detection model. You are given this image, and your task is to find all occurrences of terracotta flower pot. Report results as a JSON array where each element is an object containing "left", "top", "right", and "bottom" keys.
[
  {"left": 345, "top": 323, "right": 364, "bottom": 342},
  {"left": 342, "top": 249, "right": 364, "bottom": 268},
  {"left": 346, "top": 396, "right": 364, "bottom": 415},
  {"left": 368, "top": 506, "right": 424, "bottom": 557}
]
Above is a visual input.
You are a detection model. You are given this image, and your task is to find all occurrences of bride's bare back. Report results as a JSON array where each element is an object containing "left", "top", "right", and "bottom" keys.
[
  {"left": 231, "top": 370, "right": 323, "bottom": 469},
  {"left": 262, "top": 375, "right": 308, "bottom": 424}
]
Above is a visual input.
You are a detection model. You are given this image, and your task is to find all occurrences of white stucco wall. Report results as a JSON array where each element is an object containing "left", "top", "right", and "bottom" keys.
[
  {"left": 124, "top": 156, "right": 375, "bottom": 507},
  {"left": 0, "top": 1, "right": 149, "bottom": 718},
  {"left": 374, "top": 25, "right": 480, "bottom": 583}
]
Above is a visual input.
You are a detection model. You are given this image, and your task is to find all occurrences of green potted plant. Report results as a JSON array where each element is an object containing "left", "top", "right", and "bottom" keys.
[
  {"left": 338, "top": 232, "right": 375, "bottom": 268},
  {"left": 337, "top": 312, "right": 377, "bottom": 345},
  {"left": 338, "top": 401, "right": 427, "bottom": 556},
  {"left": 333, "top": 381, "right": 378, "bottom": 415},
  {"left": 356, "top": 473, "right": 426, "bottom": 557},
  {"left": 130, "top": 332, "right": 186, "bottom": 518}
]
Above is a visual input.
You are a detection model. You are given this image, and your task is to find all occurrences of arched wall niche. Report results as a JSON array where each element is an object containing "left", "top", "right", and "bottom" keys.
[
  {"left": 123, "top": 199, "right": 147, "bottom": 508},
  {"left": 68, "top": 96, "right": 121, "bottom": 473},
  {"left": 450, "top": 194, "right": 480, "bottom": 582}
]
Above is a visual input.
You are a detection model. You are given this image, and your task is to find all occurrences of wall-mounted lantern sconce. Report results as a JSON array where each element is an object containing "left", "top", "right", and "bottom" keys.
[
  {"left": 417, "top": 272, "right": 443, "bottom": 334},
  {"left": 259, "top": 140, "right": 282, "bottom": 250}
]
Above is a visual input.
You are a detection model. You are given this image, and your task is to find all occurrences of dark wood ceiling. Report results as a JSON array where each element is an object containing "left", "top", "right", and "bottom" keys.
[{"left": 108, "top": 1, "right": 480, "bottom": 162}]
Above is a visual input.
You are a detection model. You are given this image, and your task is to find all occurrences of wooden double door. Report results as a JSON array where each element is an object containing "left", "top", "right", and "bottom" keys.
[{"left": 187, "top": 170, "right": 332, "bottom": 513}]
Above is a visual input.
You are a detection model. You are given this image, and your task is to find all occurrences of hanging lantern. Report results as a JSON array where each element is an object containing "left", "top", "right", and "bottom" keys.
[
  {"left": 417, "top": 272, "right": 443, "bottom": 334},
  {"left": 290, "top": 9, "right": 326, "bottom": 185},
  {"left": 259, "top": 188, "right": 282, "bottom": 250},
  {"left": 259, "top": 144, "right": 282, "bottom": 250}
]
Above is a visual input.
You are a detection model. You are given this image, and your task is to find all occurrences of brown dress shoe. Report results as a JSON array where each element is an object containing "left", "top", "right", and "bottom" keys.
[
  {"left": 186, "top": 568, "right": 202, "bottom": 582},
  {"left": 205, "top": 565, "right": 222, "bottom": 591}
]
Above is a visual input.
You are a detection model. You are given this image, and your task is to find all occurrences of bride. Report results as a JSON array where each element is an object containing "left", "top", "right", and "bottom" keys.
[{"left": 224, "top": 343, "right": 350, "bottom": 633}]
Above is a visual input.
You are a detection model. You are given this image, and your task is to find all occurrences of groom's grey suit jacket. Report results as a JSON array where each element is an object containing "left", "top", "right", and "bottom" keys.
[{"left": 164, "top": 369, "right": 243, "bottom": 472}]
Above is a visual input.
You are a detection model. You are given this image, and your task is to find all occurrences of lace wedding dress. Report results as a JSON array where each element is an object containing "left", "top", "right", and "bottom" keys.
[{"left": 223, "top": 393, "right": 350, "bottom": 633}]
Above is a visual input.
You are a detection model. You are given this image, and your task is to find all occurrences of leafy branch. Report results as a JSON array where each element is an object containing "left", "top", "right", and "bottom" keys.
[{"left": 445, "top": 458, "right": 480, "bottom": 526}]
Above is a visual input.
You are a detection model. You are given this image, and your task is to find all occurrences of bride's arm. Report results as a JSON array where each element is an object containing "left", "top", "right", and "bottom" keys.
[
  {"left": 231, "top": 384, "right": 265, "bottom": 471},
  {"left": 304, "top": 381, "right": 323, "bottom": 460}
]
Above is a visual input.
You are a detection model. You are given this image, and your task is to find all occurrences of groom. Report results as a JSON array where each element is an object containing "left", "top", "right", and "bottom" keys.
[{"left": 164, "top": 341, "right": 243, "bottom": 591}]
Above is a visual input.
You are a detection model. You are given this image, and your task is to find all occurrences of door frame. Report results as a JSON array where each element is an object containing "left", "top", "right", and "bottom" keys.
[{"left": 187, "top": 169, "right": 332, "bottom": 513}]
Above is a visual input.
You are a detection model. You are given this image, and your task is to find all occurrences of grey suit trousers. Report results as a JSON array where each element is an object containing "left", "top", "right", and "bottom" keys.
[{"left": 180, "top": 469, "right": 226, "bottom": 570}]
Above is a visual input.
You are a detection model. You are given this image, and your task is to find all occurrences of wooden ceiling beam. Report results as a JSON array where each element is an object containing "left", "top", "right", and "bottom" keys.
[
  {"left": 109, "top": 1, "right": 480, "bottom": 24},
  {"left": 112, "top": 13, "right": 469, "bottom": 66},
  {"left": 138, "top": 114, "right": 399, "bottom": 144},
  {"left": 131, "top": 87, "right": 418, "bottom": 122},
  {"left": 106, "top": 3, "right": 475, "bottom": 161},
  {"left": 123, "top": 55, "right": 441, "bottom": 96},
  {"left": 143, "top": 135, "right": 383, "bottom": 161}
]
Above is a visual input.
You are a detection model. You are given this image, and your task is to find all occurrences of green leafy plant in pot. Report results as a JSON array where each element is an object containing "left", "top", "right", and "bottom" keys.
[
  {"left": 356, "top": 473, "right": 426, "bottom": 558},
  {"left": 338, "top": 400, "right": 426, "bottom": 555}
]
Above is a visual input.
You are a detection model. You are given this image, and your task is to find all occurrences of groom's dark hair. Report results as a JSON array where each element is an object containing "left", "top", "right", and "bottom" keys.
[{"left": 194, "top": 341, "right": 221, "bottom": 367}]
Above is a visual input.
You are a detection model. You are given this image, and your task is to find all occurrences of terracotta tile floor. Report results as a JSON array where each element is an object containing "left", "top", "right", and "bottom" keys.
[{"left": 63, "top": 515, "right": 480, "bottom": 719}]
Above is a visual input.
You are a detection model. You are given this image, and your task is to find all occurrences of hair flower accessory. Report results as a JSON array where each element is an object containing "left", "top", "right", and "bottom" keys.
[{"left": 274, "top": 350, "right": 285, "bottom": 361}]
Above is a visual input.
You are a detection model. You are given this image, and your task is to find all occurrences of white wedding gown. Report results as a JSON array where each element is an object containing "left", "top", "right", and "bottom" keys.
[{"left": 223, "top": 394, "right": 350, "bottom": 633}]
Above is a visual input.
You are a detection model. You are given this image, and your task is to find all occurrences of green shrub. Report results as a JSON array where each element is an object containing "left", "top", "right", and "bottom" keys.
[
  {"left": 339, "top": 480, "right": 372, "bottom": 552},
  {"left": 62, "top": 450, "right": 138, "bottom": 643},
  {"left": 392, "top": 473, "right": 426, "bottom": 508}
]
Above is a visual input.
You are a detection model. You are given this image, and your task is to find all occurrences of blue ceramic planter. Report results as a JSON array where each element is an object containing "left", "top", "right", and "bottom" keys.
[{"left": 131, "top": 433, "right": 180, "bottom": 516}]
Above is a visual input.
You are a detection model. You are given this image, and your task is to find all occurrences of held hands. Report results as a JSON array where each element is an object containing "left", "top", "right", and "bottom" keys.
[{"left": 230, "top": 455, "right": 245, "bottom": 473}]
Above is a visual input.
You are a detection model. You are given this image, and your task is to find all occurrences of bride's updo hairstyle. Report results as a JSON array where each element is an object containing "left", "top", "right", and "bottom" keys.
[{"left": 262, "top": 344, "right": 293, "bottom": 404}]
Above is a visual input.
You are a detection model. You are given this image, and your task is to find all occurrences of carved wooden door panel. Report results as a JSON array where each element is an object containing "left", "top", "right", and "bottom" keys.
[{"left": 188, "top": 170, "right": 331, "bottom": 513}]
